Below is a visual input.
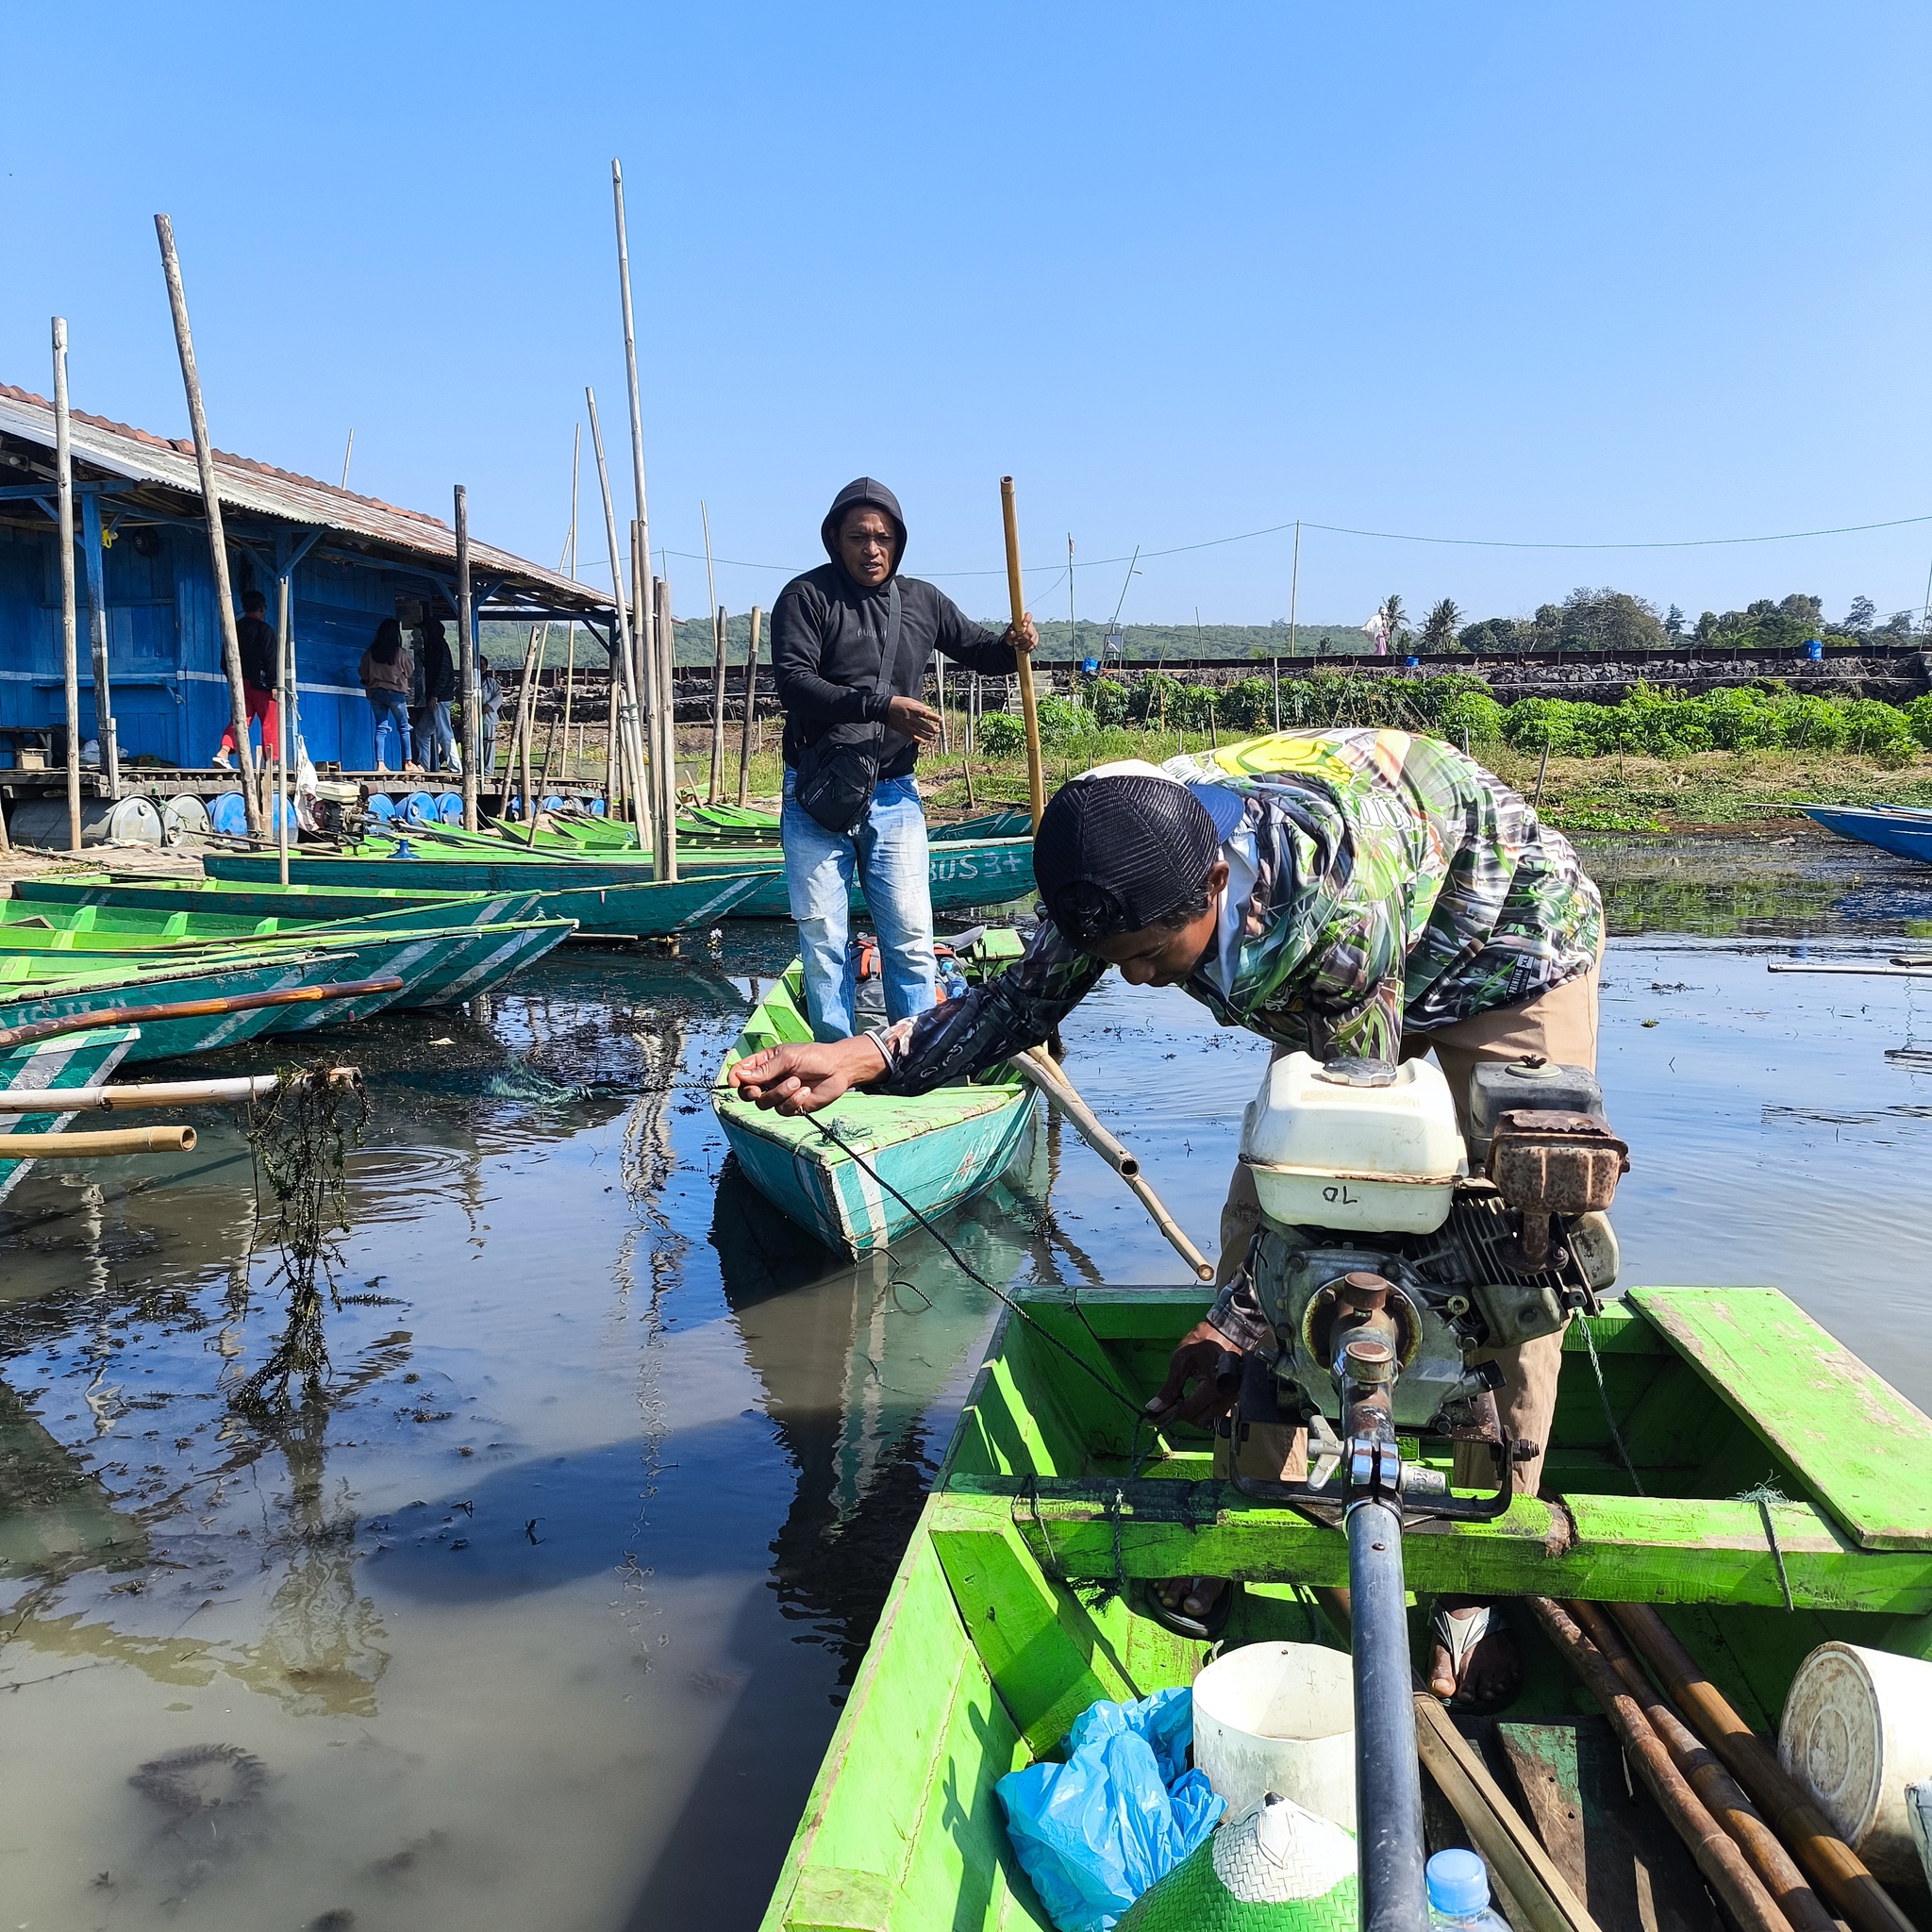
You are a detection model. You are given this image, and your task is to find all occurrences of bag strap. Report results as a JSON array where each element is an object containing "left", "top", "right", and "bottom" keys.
[{"left": 872, "top": 581, "right": 905, "bottom": 714}]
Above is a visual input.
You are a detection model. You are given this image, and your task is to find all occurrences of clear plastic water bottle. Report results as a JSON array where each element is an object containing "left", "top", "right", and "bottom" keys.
[{"left": 1426, "top": 1849, "right": 1509, "bottom": 1929}]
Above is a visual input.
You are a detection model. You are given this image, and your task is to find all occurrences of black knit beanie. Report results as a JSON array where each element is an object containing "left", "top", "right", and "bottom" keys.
[{"left": 1034, "top": 774, "right": 1221, "bottom": 945}]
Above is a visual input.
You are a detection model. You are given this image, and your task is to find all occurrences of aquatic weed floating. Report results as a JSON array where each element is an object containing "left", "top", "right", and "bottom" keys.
[{"left": 129, "top": 1743, "right": 269, "bottom": 1819}]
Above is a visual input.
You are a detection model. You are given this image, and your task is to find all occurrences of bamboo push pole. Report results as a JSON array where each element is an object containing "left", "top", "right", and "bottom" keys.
[
  {"left": 155, "top": 214, "right": 259, "bottom": 836},
  {"left": 1013, "top": 1048, "right": 1213, "bottom": 1281},
  {"left": 0, "top": 1074, "right": 280, "bottom": 1112},
  {"left": 1000, "top": 476, "right": 1044, "bottom": 831},
  {"left": 0, "top": 976, "right": 402, "bottom": 1053},
  {"left": 53, "top": 318, "right": 80, "bottom": 854},
  {"left": 735, "top": 606, "right": 761, "bottom": 808},
  {"left": 0, "top": 1125, "right": 197, "bottom": 1158},
  {"left": 456, "top": 484, "right": 478, "bottom": 829},
  {"left": 653, "top": 576, "right": 679, "bottom": 879},
  {"left": 583, "top": 388, "right": 651, "bottom": 847}
]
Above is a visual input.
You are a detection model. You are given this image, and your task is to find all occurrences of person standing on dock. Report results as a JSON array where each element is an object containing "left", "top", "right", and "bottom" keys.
[
  {"left": 729, "top": 729, "right": 1604, "bottom": 1709},
  {"left": 414, "top": 618, "right": 459, "bottom": 774},
  {"left": 357, "top": 618, "right": 415, "bottom": 773},
  {"left": 770, "top": 477, "right": 1038, "bottom": 1041},
  {"left": 210, "top": 590, "right": 279, "bottom": 769}
]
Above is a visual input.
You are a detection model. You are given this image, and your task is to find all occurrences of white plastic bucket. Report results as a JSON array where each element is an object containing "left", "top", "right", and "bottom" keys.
[
  {"left": 1191, "top": 1641, "right": 1356, "bottom": 1830},
  {"left": 1779, "top": 1642, "right": 1932, "bottom": 1882}
]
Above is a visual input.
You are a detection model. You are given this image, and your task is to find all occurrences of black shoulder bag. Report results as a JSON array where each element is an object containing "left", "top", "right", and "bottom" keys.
[{"left": 791, "top": 582, "right": 905, "bottom": 837}]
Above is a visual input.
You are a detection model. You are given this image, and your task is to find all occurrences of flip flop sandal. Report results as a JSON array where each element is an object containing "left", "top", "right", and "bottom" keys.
[
  {"left": 1137, "top": 1576, "right": 1239, "bottom": 1642},
  {"left": 1431, "top": 1604, "right": 1518, "bottom": 1716}
]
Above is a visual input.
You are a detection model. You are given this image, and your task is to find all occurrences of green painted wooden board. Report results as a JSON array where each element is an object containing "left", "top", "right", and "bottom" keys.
[{"left": 1626, "top": 1285, "right": 1932, "bottom": 1550}]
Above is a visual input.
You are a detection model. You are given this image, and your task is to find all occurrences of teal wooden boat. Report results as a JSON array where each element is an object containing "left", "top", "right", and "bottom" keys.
[
  {"left": 9, "top": 874, "right": 546, "bottom": 936},
  {"left": 0, "top": 915, "right": 575, "bottom": 1011},
  {"left": 198, "top": 853, "right": 774, "bottom": 935},
  {"left": 712, "top": 964, "right": 1035, "bottom": 1256},
  {"left": 762, "top": 1280, "right": 1932, "bottom": 1932},
  {"left": 0, "top": 1025, "right": 141, "bottom": 1203}
]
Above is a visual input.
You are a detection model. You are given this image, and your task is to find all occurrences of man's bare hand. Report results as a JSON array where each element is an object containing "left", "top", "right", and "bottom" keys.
[
  {"left": 885, "top": 695, "right": 943, "bottom": 744},
  {"left": 1003, "top": 613, "right": 1040, "bottom": 655},
  {"left": 1145, "top": 1320, "right": 1241, "bottom": 1428},
  {"left": 726, "top": 1037, "right": 888, "bottom": 1114}
]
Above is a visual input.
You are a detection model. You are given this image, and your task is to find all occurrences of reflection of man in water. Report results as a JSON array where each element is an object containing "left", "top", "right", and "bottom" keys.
[{"left": 729, "top": 730, "right": 1605, "bottom": 1708}]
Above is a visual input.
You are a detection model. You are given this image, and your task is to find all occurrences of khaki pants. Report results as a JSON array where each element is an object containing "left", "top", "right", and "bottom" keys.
[{"left": 1214, "top": 953, "right": 1602, "bottom": 1496}]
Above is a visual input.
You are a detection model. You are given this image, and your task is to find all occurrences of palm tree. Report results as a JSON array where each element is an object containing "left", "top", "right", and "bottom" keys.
[
  {"left": 1382, "top": 593, "right": 1407, "bottom": 641},
  {"left": 1421, "top": 597, "right": 1461, "bottom": 652}
]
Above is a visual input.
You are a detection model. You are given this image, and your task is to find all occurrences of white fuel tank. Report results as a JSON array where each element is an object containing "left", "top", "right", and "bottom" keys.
[{"left": 1240, "top": 1054, "right": 1467, "bottom": 1234}]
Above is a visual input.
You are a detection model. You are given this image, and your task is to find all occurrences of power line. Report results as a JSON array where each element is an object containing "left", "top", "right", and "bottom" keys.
[{"left": 659, "top": 508, "right": 1932, "bottom": 584}]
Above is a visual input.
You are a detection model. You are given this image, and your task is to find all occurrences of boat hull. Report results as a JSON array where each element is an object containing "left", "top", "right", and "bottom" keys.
[
  {"left": 1803, "top": 803, "right": 1932, "bottom": 864},
  {"left": 0, "top": 1026, "right": 141, "bottom": 1203},
  {"left": 8, "top": 876, "right": 545, "bottom": 937}
]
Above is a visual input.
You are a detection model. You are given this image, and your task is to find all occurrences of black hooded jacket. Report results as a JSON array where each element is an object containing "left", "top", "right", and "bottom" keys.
[{"left": 770, "top": 477, "right": 1018, "bottom": 777}]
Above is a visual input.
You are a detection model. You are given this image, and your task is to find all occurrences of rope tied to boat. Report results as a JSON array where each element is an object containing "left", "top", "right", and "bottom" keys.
[
  {"left": 1578, "top": 1310, "right": 1646, "bottom": 1497},
  {"left": 1734, "top": 1477, "right": 1798, "bottom": 1611}
]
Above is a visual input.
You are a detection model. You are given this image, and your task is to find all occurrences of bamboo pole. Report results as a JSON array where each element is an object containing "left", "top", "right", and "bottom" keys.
[
  {"left": 0, "top": 1074, "right": 279, "bottom": 1111},
  {"left": 1013, "top": 1048, "right": 1213, "bottom": 1281},
  {"left": 155, "top": 214, "right": 259, "bottom": 835},
  {"left": 634, "top": 523, "right": 662, "bottom": 856},
  {"left": 539, "top": 425, "right": 582, "bottom": 798},
  {"left": 1565, "top": 1603, "right": 1835, "bottom": 1932},
  {"left": 611, "top": 159, "right": 653, "bottom": 694},
  {"left": 456, "top": 485, "right": 478, "bottom": 829},
  {"left": 0, "top": 1125, "right": 196, "bottom": 1158},
  {"left": 0, "top": 975, "right": 402, "bottom": 1053},
  {"left": 1527, "top": 1599, "right": 1793, "bottom": 1932},
  {"left": 701, "top": 501, "right": 726, "bottom": 800},
  {"left": 1000, "top": 476, "right": 1044, "bottom": 830},
  {"left": 583, "top": 388, "right": 651, "bottom": 846},
  {"left": 53, "top": 318, "right": 80, "bottom": 853},
  {"left": 79, "top": 491, "right": 119, "bottom": 800},
  {"left": 1607, "top": 1603, "right": 1917, "bottom": 1932},
  {"left": 735, "top": 606, "right": 761, "bottom": 808},
  {"left": 275, "top": 559, "right": 291, "bottom": 883},
  {"left": 654, "top": 575, "right": 680, "bottom": 879}
]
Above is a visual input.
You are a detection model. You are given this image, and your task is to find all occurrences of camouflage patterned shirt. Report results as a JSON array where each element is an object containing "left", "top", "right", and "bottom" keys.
[{"left": 871, "top": 728, "right": 1603, "bottom": 1092}]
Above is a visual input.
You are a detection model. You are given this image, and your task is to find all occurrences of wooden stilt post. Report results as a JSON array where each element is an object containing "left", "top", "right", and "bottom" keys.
[
  {"left": 455, "top": 485, "right": 478, "bottom": 829},
  {"left": 78, "top": 491, "right": 118, "bottom": 801},
  {"left": 275, "top": 558, "right": 291, "bottom": 883},
  {"left": 155, "top": 213, "right": 258, "bottom": 833},
  {"left": 584, "top": 387, "right": 651, "bottom": 846},
  {"left": 53, "top": 318, "right": 80, "bottom": 854},
  {"left": 736, "top": 605, "right": 760, "bottom": 808}
]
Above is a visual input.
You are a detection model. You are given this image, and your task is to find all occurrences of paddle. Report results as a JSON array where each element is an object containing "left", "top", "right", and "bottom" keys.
[{"left": 1000, "top": 476, "right": 1045, "bottom": 831}]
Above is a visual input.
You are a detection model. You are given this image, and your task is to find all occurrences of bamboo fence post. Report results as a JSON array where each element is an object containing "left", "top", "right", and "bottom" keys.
[
  {"left": 53, "top": 318, "right": 80, "bottom": 853},
  {"left": 1528, "top": 1599, "right": 1793, "bottom": 1932},
  {"left": 456, "top": 485, "right": 478, "bottom": 829},
  {"left": 736, "top": 605, "right": 761, "bottom": 808},
  {"left": 654, "top": 575, "right": 679, "bottom": 879},
  {"left": 1608, "top": 1604, "right": 1917, "bottom": 1932},
  {"left": 155, "top": 214, "right": 258, "bottom": 834},
  {"left": 583, "top": 388, "right": 651, "bottom": 845},
  {"left": 1000, "top": 477, "right": 1044, "bottom": 829}
]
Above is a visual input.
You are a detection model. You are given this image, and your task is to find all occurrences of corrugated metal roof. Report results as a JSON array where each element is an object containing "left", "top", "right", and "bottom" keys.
[{"left": 0, "top": 383, "right": 611, "bottom": 614}]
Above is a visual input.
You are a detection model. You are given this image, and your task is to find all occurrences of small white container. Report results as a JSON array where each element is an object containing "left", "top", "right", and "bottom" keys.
[
  {"left": 1779, "top": 1642, "right": 1932, "bottom": 1881},
  {"left": 1191, "top": 1641, "right": 1357, "bottom": 1830},
  {"left": 1239, "top": 1052, "right": 1466, "bottom": 1235}
]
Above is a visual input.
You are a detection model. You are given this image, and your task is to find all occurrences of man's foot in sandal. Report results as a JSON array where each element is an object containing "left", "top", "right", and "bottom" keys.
[
  {"left": 1426, "top": 1599, "right": 1523, "bottom": 1712},
  {"left": 1143, "top": 1575, "right": 1236, "bottom": 1641}
]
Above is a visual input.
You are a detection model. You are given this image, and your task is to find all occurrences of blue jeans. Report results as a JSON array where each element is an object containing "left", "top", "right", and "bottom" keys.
[
  {"left": 367, "top": 690, "right": 410, "bottom": 771},
  {"left": 414, "top": 700, "right": 456, "bottom": 771},
  {"left": 781, "top": 770, "right": 936, "bottom": 1041}
]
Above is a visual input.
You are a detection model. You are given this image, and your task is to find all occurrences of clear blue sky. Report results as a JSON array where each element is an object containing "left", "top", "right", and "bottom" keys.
[{"left": 4, "top": 2, "right": 1926, "bottom": 627}]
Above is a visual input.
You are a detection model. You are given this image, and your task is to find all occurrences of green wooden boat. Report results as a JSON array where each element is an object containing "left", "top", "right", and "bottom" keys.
[
  {"left": 0, "top": 1025, "right": 141, "bottom": 1203},
  {"left": 0, "top": 915, "right": 575, "bottom": 1011},
  {"left": 9, "top": 874, "right": 547, "bottom": 937},
  {"left": 198, "top": 853, "right": 774, "bottom": 935},
  {"left": 762, "top": 1280, "right": 1932, "bottom": 1931},
  {"left": 713, "top": 964, "right": 1035, "bottom": 1256}
]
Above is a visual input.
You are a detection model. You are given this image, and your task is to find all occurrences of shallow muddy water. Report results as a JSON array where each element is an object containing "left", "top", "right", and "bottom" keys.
[{"left": 4, "top": 833, "right": 1932, "bottom": 1930}]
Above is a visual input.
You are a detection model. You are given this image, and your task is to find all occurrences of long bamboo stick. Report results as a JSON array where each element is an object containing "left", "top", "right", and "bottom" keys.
[
  {"left": 0, "top": 1125, "right": 196, "bottom": 1157},
  {"left": 1000, "top": 476, "right": 1045, "bottom": 830},
  {"left": 1012, "top": 1047, "right": 1212, "bottom": 1280},
  {"left": 1607, "top": 1603, "right": 1918, "bottom": 1932},
  {"left": 1528, "top": 1599, "right": 1793, "bottom": 1932},
  {"left": 0, "top": 1075, "right": 279, "bottom": 1111},
  {"left": 53, "top": 318, "right": 79, "bottom": 854},
  {"left": 654, "top": 575, "right": 680, "bottom": 880},
  {"left": 736, "top": 606, "right": 761, "bottom": 808},
  {"left": 583, "top": 388, "right": 651, "bottom": 846},
  {"left": 1566, "top": 1602, "right": 1835, "bottom": 1932},
  {"left": 155, "top": 214, "right": 258, "bottom": 835},
  {"left": 456, "top": 484, "right": 478, "bottom": 829},
  {"left": 0, "top": 976, "right": 403, "bottom": 1053}
]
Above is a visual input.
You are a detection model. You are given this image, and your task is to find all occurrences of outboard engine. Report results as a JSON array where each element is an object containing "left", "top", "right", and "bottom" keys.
[{"left": 1229, "top": 1051, "right": 1627, "bottom": 1932}]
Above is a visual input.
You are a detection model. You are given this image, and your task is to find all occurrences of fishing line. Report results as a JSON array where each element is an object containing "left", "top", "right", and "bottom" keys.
[{"left": 799, "top": 1110, "right": 1165, "bottom": 1440}]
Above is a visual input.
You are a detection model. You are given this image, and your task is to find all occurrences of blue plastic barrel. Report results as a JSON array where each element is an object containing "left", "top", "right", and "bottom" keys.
[
  {"left": 365, "top": 792, "right": 399, "bottom": 822},
  {"left": 402, "top": 790, "right": 439, "bottom": 824},
  {"left": 208, "top": 790, "right": 248, "bottom": 837},
  {"left": 438, "top": 792, "right": 464, "bottom": 824},
  {"left": 590, "top": 798, "right": 607, "bottom": 817},
  {"left": 1803, "top": 638, "right": 1824, "bottom": 661},
  {"left": 541, "top": 796, "right": 566, "bottom": 814},
  {"left": 1405, "top": 655, "right": 1421, "bottom": 668}
]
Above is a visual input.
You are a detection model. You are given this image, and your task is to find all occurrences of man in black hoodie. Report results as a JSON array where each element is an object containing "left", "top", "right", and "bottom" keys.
[{"left": 772, "top": 477, "right": 1037, "bottom": 1040}]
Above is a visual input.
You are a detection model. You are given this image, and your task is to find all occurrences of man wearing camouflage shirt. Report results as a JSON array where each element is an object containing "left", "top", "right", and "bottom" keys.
[{"left": 729, "top": 726, "right": 1606, "bottom": 1707}]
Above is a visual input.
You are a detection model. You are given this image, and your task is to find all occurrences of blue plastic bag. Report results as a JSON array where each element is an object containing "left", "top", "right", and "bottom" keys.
[{"left": 996, "top": 1690, "right": 1225, "bottom": 1932}]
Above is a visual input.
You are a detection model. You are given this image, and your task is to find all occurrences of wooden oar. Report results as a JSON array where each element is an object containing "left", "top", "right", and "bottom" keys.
[
  {"left": 0, "top": 975, "right": 403, "bottom": 1053},
  {"left": 0, "top": 1125, "right": 195, "bottom": 1157},
  {"left": 0, "top": 1074, "right": 281, "bottom": 1111},
  {"left": 1000, "top": 476, "right": 1045, "bottom": 831},
  {"left": 1014, "top": 1046, "right": 1213, "bottom": 1281}
]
